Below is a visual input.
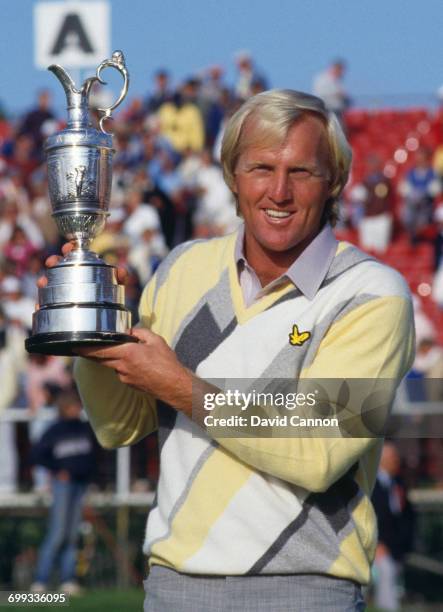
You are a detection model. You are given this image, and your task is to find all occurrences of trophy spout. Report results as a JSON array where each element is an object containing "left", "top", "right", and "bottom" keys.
[
  {"left": 48, "top": 65, "right": 97, "bottom": 128},
  {"left": 48, "top": 65, "right": 76, "bottom": 98}
]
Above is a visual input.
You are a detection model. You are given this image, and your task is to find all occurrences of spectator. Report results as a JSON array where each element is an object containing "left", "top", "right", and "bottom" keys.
[
  {"left": 148, "top": 151, "right": 192, "bottom": 244},
  {"left": 234, "top": 50, "right": 268, "bottom": 101},
  {"left": 25, "top": 354, "right": 71, "bottom": 414},
  {"left": 30, "top": 389, "right": 96, "bottom": 595},
  {"left": 432, "top": 204, "right": 443, "bottom": 271},
  {"left": 200, "top": 65, "right": 225, "bottom": 105},
  {"left": 90, "top": 206, "right": 129, "bottom": 258},
  {"left": 28, "top": 178, "right": 59, "bottom": 249},
  {"left": 157, "top": 80, "right": 205, "bottom": 153},
  {"left": 28, "top": 384, "right": 60, "bottom": 493},
  {"left": 122, "top": 187, "right": 163, "bottom": 242},
  {"left": 192, "top": 148, "right": 238, "bottom": 236},
  {"left": 4, "top": 134, "right": 39, "bottom": 185},
  {"left": 200, "top": 67, "right": 228, "bottom": 147},
  {"left": 313, "top": 59, "right": 350, "bottom": 120},
  {"left": 22, "top": 253, "right": 45, "bottom": 301},
  {"left": 0, "top": 306, "right": 20, "bottom": 494},
  {"left": 431, "top": 206, "right": 443, "bottom": 309},
  {"left": 352, "top": 155, "right": 394, "bottom": 253},
  {"left": 0, "top": 200, "right": 44, "bottom": 251},
  {"left": 145, "top": 69, "right": 172, "bottom": 115},
  {"left": 412, "top": 338, "right": 443, "bottom": 401},
  {"left": 128, "top": 226, "right": 168, "bottom": 286},
  {"left": 372, "top": 443, "right": 415, "bottom": 612},
  {"left": 0, "top": 275, "right": 34, "bottom": 332},
  {"left": 399, "top": 147, "right": 441, "bottom": 245},
  {"left": 3, "top": 225, "right": 38, "bottom": 277},
  {"left": 412, "top": 294, "right": 436, "bottom": 347},
  {"left": 18, "top": 89, "right": 55, "bottom": 160},
  {"left": 113, "top": 129, "right": 139, "bottom": 170}
]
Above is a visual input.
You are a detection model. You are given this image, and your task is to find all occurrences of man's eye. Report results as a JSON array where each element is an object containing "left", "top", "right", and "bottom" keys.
[
  {"left": 251, "top": 165, "right": 271, "bottom": 172},
  {"left": 291, "top": 168, "right": 312, "bottom": 179}
]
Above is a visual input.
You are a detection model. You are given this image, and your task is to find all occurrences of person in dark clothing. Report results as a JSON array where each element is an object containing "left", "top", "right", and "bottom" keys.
[
  {"left": 357, "top": 155, "right": 394, "bottom": 253},
  {"left": 145, "top": 69, "right": 172, "bottom": 114},
  {"left": 30, "top": 389, "right": 96, "bottom": 595},
  {"left": 371, "top": 442, "right": 416, "bottom": 611},
  {"left": 19, "top": 89, "right": 55, "bottom": 160}
]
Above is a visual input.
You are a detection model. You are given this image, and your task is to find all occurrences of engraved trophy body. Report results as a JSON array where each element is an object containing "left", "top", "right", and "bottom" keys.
[{"left": 25, "top": 51, "right": 137, "bottom": 355}]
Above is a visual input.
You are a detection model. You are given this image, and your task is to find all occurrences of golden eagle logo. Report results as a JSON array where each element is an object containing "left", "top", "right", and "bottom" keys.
[{"left": 289, "top": 324, "right": 311, "bottom": 346}]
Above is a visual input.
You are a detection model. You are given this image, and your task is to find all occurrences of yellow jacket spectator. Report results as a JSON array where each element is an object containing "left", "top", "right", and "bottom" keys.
[{"left": 157, "top": 85, "right": 204, "bottom": 153}]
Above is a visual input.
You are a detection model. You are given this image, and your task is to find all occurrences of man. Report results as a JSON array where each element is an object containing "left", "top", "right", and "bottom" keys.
[
  {"left": 313, "top": 60, "right": 350, "bottom": 120},
  {"left": 234, "top": 50, "right": 268, "bottom": 101},
  {"left": 351, "top": 154, "right": 394, "bottom": 253},
  {"left": 372, "top": 443, "right": 415, "bottom": 611},
  {"left": 43, "top": 90, "right": 414, "bottom": 611},
  {"left": 399, "top": 147, "right": 441, "bottom": 246},
  {"left": 157, "top": 79, "right": 205, "bottom": 154},
  {"left": 145, "top": 69, "right": 172, "bottom": 115},
  {"left": 19, "top": 89, "right": 55, "bottom": 160}
]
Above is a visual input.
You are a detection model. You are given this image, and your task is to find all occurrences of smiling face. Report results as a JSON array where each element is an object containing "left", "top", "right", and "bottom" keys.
[{"left": 233, "top": 114, "right": 332, "bottom": 277}]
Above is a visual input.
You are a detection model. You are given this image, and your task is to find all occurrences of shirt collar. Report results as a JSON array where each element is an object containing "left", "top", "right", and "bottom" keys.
[{"left": 234, "top": 222, "right": 338, "bottom": 300}]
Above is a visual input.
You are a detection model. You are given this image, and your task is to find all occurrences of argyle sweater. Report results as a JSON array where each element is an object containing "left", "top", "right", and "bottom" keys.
[{"left": 75, "top": 230, "right": 415, "bottom": 585}]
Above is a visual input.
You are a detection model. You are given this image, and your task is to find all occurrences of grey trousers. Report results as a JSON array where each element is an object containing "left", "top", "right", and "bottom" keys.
[{"left": 143, "top": 565, "right": 366, "bottom": 612}]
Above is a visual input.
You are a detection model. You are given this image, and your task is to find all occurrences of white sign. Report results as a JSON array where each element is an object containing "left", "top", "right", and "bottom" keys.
[{"left": 34, "top": 1, "right": 110, "bottom": 69}]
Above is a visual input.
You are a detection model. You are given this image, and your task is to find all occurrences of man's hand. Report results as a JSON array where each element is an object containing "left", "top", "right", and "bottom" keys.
[
  {"left": 74, "top": 328, "right": 194, "bottom": 415},
  {"left": 37, "top": 242, "right": 128, "bottom": 289}
]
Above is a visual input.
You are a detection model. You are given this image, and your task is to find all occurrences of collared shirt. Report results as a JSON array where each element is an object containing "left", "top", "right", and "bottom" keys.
[{"left": 234, "top": 223, "right": 338, "bottom": 307}]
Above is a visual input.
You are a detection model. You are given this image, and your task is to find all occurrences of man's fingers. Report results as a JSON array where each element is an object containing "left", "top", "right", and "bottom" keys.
[
  {"left": 61, "top": 242, "right": 75, "bottom": 256},
  {"left": 74, "top": 348, "right": 120, "bottom": 359},
  {"left": 45, "top": 243, "right": 73, "bottom": 268},
  {"left": 37, "top": 276, "right": 48, "bottom": 289},
  {"left": 45, "top": 254, "right": 62, "bottom": 268},
  {"left": 116, "top": 266, "right": 128, "bottom": 285},
  {"left": 130, "top": 327, "right": 155, "bottom": 343},
  {"left": 73, "top": 343, "right": 131, "bottom": 360}
]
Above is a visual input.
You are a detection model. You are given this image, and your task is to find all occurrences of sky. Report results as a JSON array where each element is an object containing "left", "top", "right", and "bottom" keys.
[{"left": 0, "top": 0, "right": 442, "bottom": 118}]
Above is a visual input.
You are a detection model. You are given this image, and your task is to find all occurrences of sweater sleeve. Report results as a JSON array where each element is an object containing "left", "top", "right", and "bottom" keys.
[
  {"left": 210, "top": 295, "right": 415, "bottom": 492},
  {"left": 74, "top": 277, "right": 159, "bottom": 449}
]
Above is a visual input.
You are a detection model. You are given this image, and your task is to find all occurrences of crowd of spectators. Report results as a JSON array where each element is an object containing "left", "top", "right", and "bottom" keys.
[
  {"left": 1, "top": 54, "right": 443, "bottom": 494},
  {"left": 346, "top": 143, "right": 443, "bottom": 256}
]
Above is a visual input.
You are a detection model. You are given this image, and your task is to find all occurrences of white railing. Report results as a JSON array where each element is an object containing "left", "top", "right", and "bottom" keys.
[{"left": 0, "top": 407, "right": 153, "bottom": 505}]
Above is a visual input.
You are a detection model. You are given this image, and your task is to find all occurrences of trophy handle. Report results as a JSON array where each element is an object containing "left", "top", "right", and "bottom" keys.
[{"left": 95, "top": 50, "right": 130, "bottom": 134}]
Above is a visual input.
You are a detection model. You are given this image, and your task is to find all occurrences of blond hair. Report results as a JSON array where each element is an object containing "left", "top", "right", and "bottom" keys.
[{"left": 221, "top": 89, "right": 352, "bottom": 226}]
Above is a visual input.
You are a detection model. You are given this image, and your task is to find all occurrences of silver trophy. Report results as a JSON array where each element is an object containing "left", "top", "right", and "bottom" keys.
[{"left": 26, "top": 51, "right": 137, "bottom": 355}]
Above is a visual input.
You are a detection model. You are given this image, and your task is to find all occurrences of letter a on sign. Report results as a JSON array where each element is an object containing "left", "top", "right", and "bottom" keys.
[
  {"left": 51, "top": 14, "right": 95, "bottom": 55},
  {"left": 34, "top": 1, "right": 110, "bottom": 69}
]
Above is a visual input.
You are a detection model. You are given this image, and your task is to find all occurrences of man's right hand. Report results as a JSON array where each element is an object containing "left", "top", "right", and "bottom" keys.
[{"left": 37, "top": 242, "right": 128, "bottom": 290}]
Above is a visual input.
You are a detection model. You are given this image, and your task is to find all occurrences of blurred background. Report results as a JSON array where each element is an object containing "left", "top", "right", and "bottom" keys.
[{"left": 1, "top": 1, "right": 443, "bottom": 610}]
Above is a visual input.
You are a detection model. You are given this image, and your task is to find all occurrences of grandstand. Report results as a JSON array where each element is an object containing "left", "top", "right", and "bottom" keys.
[{"left": 340, "top": 107, "right": 443, "bottom": 340}]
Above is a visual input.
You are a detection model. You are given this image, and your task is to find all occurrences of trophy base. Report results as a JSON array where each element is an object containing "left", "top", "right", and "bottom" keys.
[{"left": 25, "top": 331, "right": 138, "bottom": 357}]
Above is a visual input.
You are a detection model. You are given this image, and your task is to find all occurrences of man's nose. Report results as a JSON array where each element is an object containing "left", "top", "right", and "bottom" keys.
[{"left": 268, "top": 171, "right": 292, "bottom": 204}]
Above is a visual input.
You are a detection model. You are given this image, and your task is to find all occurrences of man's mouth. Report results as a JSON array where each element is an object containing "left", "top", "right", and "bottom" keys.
[{"left": 264, "top": 208, "right": 293, "bottom": 219}]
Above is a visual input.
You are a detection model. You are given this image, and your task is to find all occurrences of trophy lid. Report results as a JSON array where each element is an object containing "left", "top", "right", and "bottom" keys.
[{"left": 45, "top": 50, "right": 129, "bottom": 150}]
